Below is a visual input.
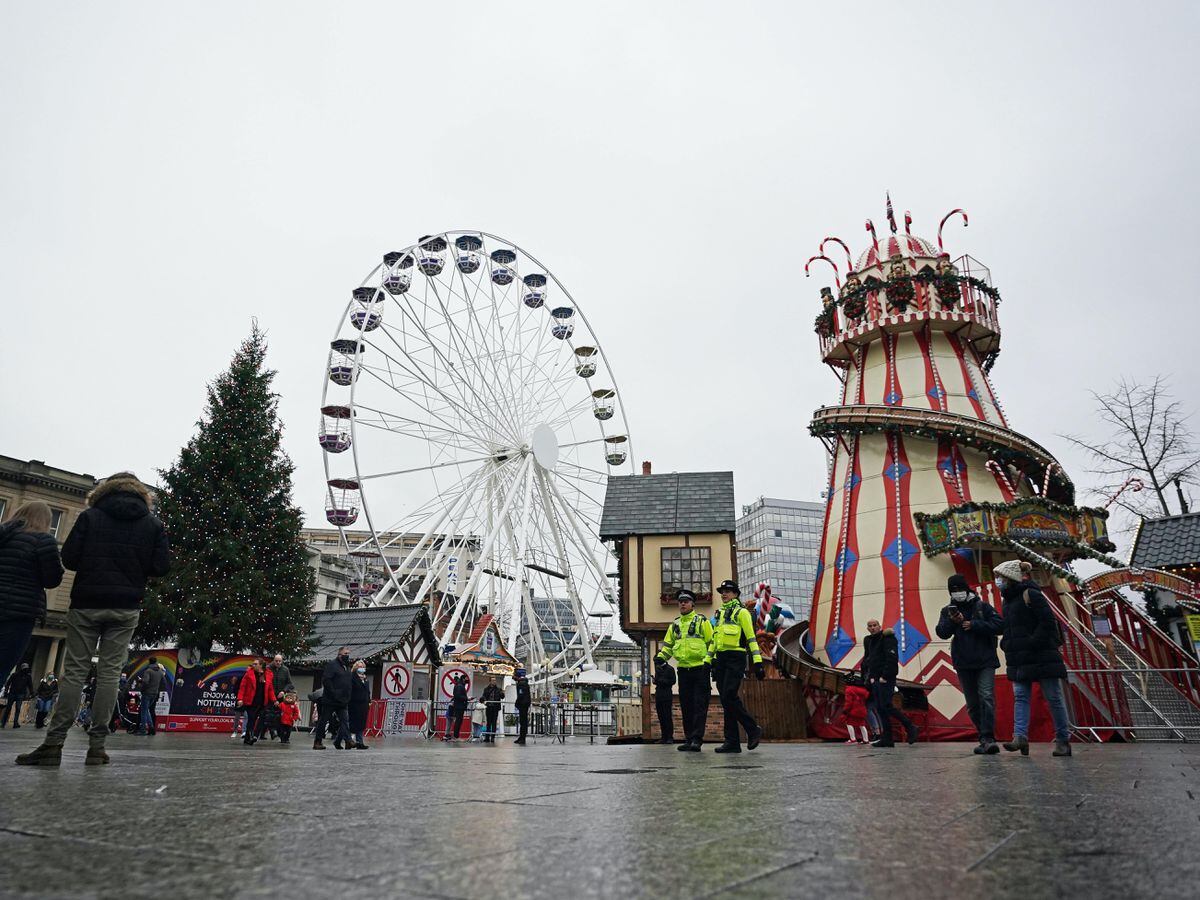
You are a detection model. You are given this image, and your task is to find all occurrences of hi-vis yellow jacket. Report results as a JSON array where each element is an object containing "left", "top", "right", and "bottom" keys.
[
  {"left": 656, "top": 610, "right": 713, "bottom": 669},
  {"left": 711, "top": 600, "right": 763, "bottom": 663}
]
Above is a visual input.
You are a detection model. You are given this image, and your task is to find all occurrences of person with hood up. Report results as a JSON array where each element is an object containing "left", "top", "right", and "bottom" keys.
[
  {"left": 446, "top": 673, "right": 470, "bottom": 742},
  {"left": 2, "top": 663, "right": 35, "bottom": 727},
  {"left": 34, "top": 670, "right": 59, "bottom": 728},
  {"left": 17, "top": 473, "right": 169, "bottom": 767},
  {"left": 0, "top": 501, "right": 64, "bottom": 688},
  {"left": 480, "top": 676, "right": 504, "bottom": 743},
  {"left": 862, "top": 618, "right": 919, "bottom": 747},
  {"left": 995, "top": 560, "right": 1072, "bottom": 758},
  {"left": 936, "top": 573, "right": 1004, "bottom": 754}
]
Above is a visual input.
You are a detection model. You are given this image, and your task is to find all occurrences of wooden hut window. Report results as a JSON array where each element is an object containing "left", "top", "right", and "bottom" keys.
[{"left": 660, "top": 547, "right": 713, "bottom": 604}]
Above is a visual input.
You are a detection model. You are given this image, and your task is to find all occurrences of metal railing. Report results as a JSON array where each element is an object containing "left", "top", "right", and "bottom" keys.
[
  {"left": 1066, "top": 669, "right": 1200, "bottom": 741},
  {"left": 359, "top": 698, "right": 623, "bottom": 741}
]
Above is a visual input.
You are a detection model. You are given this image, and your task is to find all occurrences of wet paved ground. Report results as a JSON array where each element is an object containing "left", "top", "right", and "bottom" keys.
[{"left": 0, "top": 729, "right": 1197, "bottom": 900}]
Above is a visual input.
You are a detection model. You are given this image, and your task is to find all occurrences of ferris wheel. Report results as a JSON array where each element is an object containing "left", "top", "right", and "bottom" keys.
[{"left": 320, "top": 231, "right": 633, "bottom": 682}]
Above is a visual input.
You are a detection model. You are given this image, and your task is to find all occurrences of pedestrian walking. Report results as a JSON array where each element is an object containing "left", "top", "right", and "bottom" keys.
[
  {"left": 842, "top": 672, "right": 872, "bottom": 744},
  {"left": 996, "top": 560, "right": 1072, "bottom": 758},
  {"left": 655, "top": 588, "right": 714, "bottom": 751},
  {"left": 447, "top": 673, "right": 469, "bottom": 742},
  {"left": 236, "top": 659, "right": 275, "bottom": 745},
  {"left": 480, "top": 676, "right": 503, "bottom": 743},
  {"left": 136, "top": 657, "right": 165, "bottom": 735},
  {"left": 17, "top": 473, "right": 170, "bottom": 767},
  {"left": 268, "top": 653, "right": 295, "bottom": 698},
  {"left": 277, "top": 691, "right": 301, "bottom": 745},
  {"left": 652, "top": 656, "right": 677, "bottom": 744},
  {"left": 0, "top": 501, "right": 65, "bottom": 688},
  {"left": 862, "top": 619, "right": 918, "bottom": 748},
  {"left": 2, "top": 663, "right": 34, "bottom": 727},
  {"left": 936, "top": 574, "right": 1003, "bottom": 754},
  {"left": 348, "top": 659, "right": 371, "bottom": 749},
  {"left": 709, "top": 580, "right": 764, "bottom": 754},
  {"left": 34, "top": 671, "right": 59, "bottom": 728},
  {"left": 313, "top": 647, "right": 353, "bottom": 750},
  {"left": 513, "top": 668, "right": 531, "bottom": 744}
]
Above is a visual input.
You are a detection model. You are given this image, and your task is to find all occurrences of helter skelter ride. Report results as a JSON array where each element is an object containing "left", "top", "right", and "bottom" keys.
[
  {"left": 320, "top": 232, "right": 633, "bottom": 684},
  {"left": 775, "top": 199, "right": 1200, "bottom": 742}
]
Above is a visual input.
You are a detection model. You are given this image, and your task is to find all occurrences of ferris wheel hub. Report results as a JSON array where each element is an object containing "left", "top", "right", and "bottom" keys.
[{"left": 531, "top": 423, "right": 560, "bottom": 471}]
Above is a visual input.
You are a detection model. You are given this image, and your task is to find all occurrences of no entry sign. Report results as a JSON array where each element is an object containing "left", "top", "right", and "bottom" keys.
[
  {"left": 440, "top": 667, "right": 470, "bottom": 698},
  {"left": 382, "top": 663, "right": 411, "bottom": 699}
]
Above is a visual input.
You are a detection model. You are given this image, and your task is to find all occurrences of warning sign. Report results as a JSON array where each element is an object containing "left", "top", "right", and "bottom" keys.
[
  {"left": 440, "top": 667, "right": 470, "bottom": 699},
  {"left": 382, "top": 663, "right": 411, "bottom": 699}
]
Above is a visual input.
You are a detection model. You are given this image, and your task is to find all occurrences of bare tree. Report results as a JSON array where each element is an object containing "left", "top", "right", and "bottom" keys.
[{"left": 1063, "top": 376, "right": 1199, "bottom": 518}]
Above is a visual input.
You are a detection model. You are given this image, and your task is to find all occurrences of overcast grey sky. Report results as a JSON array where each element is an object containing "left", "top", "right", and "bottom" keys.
[{"left": 3, "top": 2, "right": 1198, "bottom": 552}]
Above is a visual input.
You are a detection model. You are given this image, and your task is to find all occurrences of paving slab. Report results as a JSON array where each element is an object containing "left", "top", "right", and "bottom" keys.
[{"left": 0, "top": 729, "right": 1197, "bottom": 899}]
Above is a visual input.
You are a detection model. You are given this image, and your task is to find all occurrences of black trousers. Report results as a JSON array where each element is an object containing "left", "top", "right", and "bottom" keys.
[
  {"left": 449, "top": 704, "right": 466, "bottom": 738},
  {"left": 677, "top": 666, "right": 711, "bottom": 745},
  {"left": 485, "top": 706, "right": 500, "bottom": 741},
  {"left": 315, "top": 702, "right": 349, "bottom": 744},
  {"left": 871, "top": 678, "right": 914, "bottom": 742},
  {"left": 713, "top": 652, "right": 757, "bottom": 747},
  {"left": 516, "top": 705, "right": 529, "bottom": 741},
  {"left": 654, "top": 686, "right": 674, "bottom": 741},
  {"left": 243, "top": 705, "right": 264, "bottom": 742},
  {"left": 2, "top": 699, "right": 25, "bottom": 727}
]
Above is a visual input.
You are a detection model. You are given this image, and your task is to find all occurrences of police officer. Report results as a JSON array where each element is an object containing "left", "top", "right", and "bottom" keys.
[
  {"left": 710, "top": 580, "right": 764, "bottom": 753},
  {"left": 655, "top": 588, "right": 713, "bottom": 751}
]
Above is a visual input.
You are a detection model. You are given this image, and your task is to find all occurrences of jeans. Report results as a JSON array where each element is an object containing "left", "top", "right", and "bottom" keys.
[
  {"left": 45, "top": 608, "right": 140, "bottom": 748},
  {"left": 2, "top": 698, "right": 25, "bottom": 726},
  {"left": 677, "top": 665, "right": 711, "bottom": 745},
  {"left": 870, "top": 678, "right": 915, "bottom": 742},
  {"left": 0, "top": 619, "right": 35, "bottom": 690},
  {"left": 712, "top": 652, "right": 757, "bottom": 747},
  {"left": 485, "top": 705, "right": 500, "bottom": 741},
  {"left": 35, "top": 696, "right": 54, "bottom": 727},
  {"left": 1012, "top": 678, "right": 1071, "bottom": 743},
  {"left": 958, "top": 668, "right": 997, "bottom": 741},
  {"left": 140, "top": 692, "right": 159, "bottom": 733}
]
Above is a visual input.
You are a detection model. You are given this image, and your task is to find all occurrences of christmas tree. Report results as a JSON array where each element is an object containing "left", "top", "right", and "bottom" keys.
[{"left": 139, "top": 325, "right": 316, "bottom": 655}]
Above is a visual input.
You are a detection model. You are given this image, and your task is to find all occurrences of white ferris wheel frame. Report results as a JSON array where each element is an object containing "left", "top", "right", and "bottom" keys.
[{"left": 320, "top": 230, "right": 633, "bottom": 682}]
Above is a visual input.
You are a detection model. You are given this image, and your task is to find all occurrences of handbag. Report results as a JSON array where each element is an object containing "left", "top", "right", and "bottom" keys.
[{"left": 307, "top": 687, "right": 324, "bottom": 702}]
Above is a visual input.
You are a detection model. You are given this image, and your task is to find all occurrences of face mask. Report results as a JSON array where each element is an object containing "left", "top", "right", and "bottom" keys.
[
  {"left": 339, "top": 654, "right": 350, "bottom": 664},
  {"left": 355, "top": 668, "right": 365, "bottom": 675},
  {"left": 995, "top": 576, "right": 1008, "bottom": 590},
  {"left": 950, "top": 591, "right": 969, "bottom": 603}
]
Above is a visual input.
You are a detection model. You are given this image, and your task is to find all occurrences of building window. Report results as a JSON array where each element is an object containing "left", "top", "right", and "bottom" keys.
[
  {"left": 660, "top": 546, "right": 712, "bottom": 605},
  {"left": 619, "top": 661, "right": 632, "bottom": 680},
  {"left": 774, "top": 529, "right": 782, "bottom": 537},
  {"left": 49, "top": 509, "right": 64, "bottom": 539},
  {"left": 0, "top": 498, "right": 7, "bottom": 522}
]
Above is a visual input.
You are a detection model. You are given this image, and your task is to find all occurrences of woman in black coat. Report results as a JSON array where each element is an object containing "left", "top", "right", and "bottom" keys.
[
  {"left": 0, "top": 502, "right": 65, "bottom": 688},
  {"left": 347, "top": 660, "right": 372, "bottom": 750},
  {"left": 995, "top": 560, "right": 1072, "bottom": 757}
]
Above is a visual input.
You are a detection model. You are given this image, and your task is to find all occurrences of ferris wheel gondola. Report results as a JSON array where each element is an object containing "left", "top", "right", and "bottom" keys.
[{"left": 319, "top": 231, "right": 634, "bottom": 683}]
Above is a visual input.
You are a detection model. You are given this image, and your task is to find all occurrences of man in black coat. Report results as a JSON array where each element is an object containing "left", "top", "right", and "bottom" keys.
[
  {"left": 0, "top": 507, "right": 64, "bottom": 687},
  {"left": 313, "top": 647, "right": 353, "bottom": 750},
  {"left": 447, "top": 674, "right": 469, "bottom": 741},
  {"left": 480, "top": 676, "right": 504, "bottom": 743},
  {"left": 862, "top": 619, "right": 918, "bottom": 747},
  {"left": 652, "top": 659, "right": 676, "bottom": 744},
  {"left": 936, "top": 574, "right": 1004, "bottom": 754},
  {"left": 2, "top": 663, "right": 34, "bottom": 727},
  {"left": 513, "top": 669, "right": 531, "bottom": 745},
  {"left": 17, "top": 473, "right": 170, "bottom": 767}
]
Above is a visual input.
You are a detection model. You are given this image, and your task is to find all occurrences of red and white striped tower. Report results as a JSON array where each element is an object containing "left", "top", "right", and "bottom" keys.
[{"left": 804, "top": 205, "right": 1094, "bottom": 737}]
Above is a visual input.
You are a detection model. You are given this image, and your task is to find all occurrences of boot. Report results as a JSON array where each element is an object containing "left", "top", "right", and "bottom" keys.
[
  {"left": 85, "top": 748, "right": 110, "bottom": 766},
  {"left": 713, "top": 743, "right": 741, "bottom": 753},
  {"left": 1052, "top": 740, "right": 1072, "bottom": 757},
  {"left": 35, "top": 712, "right": 46, "bottom": 729},
  {"left": 1003, "top": 735, "right": 1030, "bottom": 756},
  {"left": 313, "top": 740, "right": 326, "bottom": 750},
  {"left": 906, "top": 724, "right": 919, "bottom": 745},
  {"left": 354, "top": 742, "right": 369, "bottom": 750},
  {"left": 677, "top": 741, "right": 695, "bottom": 751},
  {"left": 747, "top": 726, "right": 763, "bottom": 751},
  {"left": 15, "top": 744, "right": 62, "bottom": 766}
]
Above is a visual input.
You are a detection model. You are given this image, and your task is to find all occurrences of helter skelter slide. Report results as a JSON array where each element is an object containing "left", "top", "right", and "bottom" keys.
[{"left": 777, "top": 199, "right": 1200, "bottom": 741}]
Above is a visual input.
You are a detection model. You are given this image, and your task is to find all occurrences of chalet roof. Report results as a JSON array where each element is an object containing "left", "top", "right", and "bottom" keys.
[
  {"left": 1129, "top": 512, "right": 1200, "bottom": 569},
  {"left": 293, "top": 604, "right": 440, "bottom": 667},
  {"left": 599, "top": 471, "right": 735, "bottom": 538}
]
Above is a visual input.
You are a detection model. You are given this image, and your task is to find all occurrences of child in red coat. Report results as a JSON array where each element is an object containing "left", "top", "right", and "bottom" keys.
[
  {"left": 278, "top": 691, "right": 301, "bottom": 745},
  {"left": 843, "top": 673, "right": 871, "bottom": 744}
]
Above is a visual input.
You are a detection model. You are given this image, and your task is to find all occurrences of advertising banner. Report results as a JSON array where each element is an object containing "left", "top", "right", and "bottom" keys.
[{"left": 127, "top": 650, "right": 260, "bottom": 732}]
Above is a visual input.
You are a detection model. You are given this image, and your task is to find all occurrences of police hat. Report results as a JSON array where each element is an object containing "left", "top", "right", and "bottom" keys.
[
  {"left": 717, "top": 579, "right": 740, "bottom": 595},
  {"left": 676, "top": 589, "right": 696, "bottom": 604}
]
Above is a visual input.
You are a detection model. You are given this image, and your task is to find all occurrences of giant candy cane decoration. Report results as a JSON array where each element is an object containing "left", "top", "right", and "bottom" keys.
[
  {"left": 805, "top": 254, "right": 841, "bottom": 289},
  {"left": 1104, "top": 477, "right": 1144, "bottom": 509},
  {"left": 820, "top": 237, "right": 854, "bottom": 274},
  {"left": 938, "top": 209, "right": 969, "bottom": 252},
  {"left": 986, "top": 460, "right": 1016, "bottom": 496}
]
